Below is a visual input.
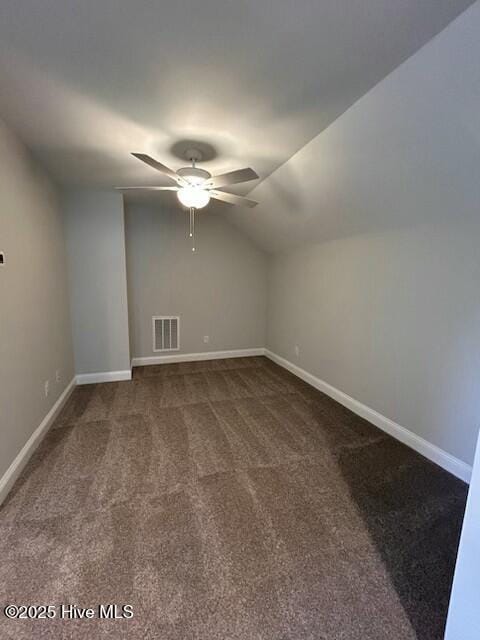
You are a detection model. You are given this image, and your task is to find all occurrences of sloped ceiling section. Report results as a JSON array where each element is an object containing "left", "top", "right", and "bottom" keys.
[{"left": 238, "top": 2, "right": 480, "bottom": 252}]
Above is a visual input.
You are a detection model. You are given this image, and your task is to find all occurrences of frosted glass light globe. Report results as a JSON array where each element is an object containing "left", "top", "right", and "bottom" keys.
[{"left": 177, "top": 186, "right": 210, "bottom": 209}]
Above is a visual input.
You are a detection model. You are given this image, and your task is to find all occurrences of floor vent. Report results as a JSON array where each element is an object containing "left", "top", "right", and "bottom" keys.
[{"left": 153, "top": 316, "right": 180, "bottom": 352}]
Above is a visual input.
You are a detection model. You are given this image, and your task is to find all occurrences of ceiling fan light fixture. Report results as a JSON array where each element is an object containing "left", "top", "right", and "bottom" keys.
[{"left": 177, "top": 186, "right": 211, "bottom": 209}]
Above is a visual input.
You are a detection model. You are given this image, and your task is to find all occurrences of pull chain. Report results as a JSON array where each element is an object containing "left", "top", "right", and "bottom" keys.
[
  {"left": 192, "top": 207, "right": 196, "bottom": 252},
  {"left": 189, "top": 207, "right": 196, "bottom": 252}
]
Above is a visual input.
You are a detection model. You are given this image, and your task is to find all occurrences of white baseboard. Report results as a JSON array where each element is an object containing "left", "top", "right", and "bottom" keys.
[
  {"left": 0, "top": 377, "right": 77, "bottom": 506},
  {"left": 265, "top": 350, "right": 472, "bottom": 484},
  {"left": 131, "top": 348, "right": 265, "bottom": 367},
  {"left": 76, "top": 370, "right": 132, "bottom": 385}
]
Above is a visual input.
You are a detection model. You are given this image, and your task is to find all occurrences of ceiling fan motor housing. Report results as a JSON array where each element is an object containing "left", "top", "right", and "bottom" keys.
[{"left": 177, "top": 166, "right": 211, "bottom": 185}]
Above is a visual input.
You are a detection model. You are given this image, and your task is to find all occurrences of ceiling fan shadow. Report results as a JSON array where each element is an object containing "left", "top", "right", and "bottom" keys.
[{"left": 264, "top": 168, "right": 304, "bottom": 217}]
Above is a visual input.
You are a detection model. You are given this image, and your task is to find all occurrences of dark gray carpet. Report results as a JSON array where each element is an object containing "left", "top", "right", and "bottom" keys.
[{"left": 0, "top": 356, "right": 467, "bottom": 639}]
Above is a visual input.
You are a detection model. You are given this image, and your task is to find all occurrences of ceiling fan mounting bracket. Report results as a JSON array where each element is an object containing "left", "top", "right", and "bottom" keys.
[{"left": 184, "top": 148, "right": 203, "bottom": 163}]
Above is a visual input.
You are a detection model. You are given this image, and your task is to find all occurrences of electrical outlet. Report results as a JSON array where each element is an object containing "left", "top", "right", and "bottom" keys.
[
  {"left": 294, "top": 345, "right": 300, "bottom": 357},
  {"left": 44, "top": 380, "right": 50, "bottom": 397},
  {"left": 203, "top": 335, "right": 210, "bottom": 344},
  {"left": 56, "top": 369, "right": 61, "bottom": 383}
]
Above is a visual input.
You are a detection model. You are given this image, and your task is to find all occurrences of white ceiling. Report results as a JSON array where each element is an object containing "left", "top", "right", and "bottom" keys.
[
  {"left": 0, "top": 0, "right": 474, "bottom": 200},
  {"left": 235, "top": 0, "right": 480, "bottom": 252}
]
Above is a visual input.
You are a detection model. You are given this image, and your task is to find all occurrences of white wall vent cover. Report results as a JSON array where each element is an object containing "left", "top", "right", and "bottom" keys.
[{"left": 153, "top": 316, "right": 180, "bottom": 352}]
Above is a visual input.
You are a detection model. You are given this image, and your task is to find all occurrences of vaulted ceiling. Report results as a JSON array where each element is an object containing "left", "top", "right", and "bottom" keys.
[{"left": 0, "top": 0, "right": 474, "bottom": 221}]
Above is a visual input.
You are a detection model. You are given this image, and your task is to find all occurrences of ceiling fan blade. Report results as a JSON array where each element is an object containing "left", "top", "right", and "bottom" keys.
[
  {"left": 210, "top": 190, "right": 258, "bottom": 208},
  {"left": 131, "top": 153, "right": 186, "bottom": 185},
  {"left": 115, "top": 186, "right": 179, "bottom": 191},
  {"left": 206, "top": 168, "right": 258, "bottom": 189}
]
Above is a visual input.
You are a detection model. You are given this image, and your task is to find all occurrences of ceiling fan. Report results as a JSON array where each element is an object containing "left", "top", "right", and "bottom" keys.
[{"left": 117, "top": 150, "right": 259, "bottom": 251}]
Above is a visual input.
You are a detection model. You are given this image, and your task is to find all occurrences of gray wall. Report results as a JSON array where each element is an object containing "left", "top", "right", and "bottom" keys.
[
  {"left": 260, "top": 3, "right": 480, "bottom": 466},
  {"left": 0, "top": 118, "right": 74, "bottom": 480},
  {"left": 63, "top": 191, "right": 130, "bottom": 375},
  {"left": 125, "top": 204, "right": 267, "bottom": 357},
  {"left": 268, "top": 224, "right": 480, "bottom": 465}
]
